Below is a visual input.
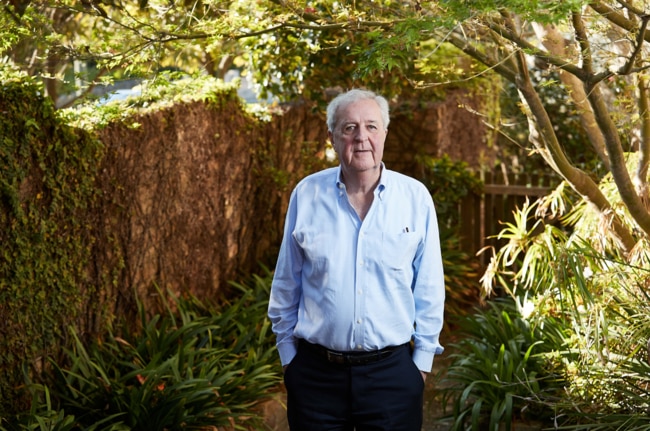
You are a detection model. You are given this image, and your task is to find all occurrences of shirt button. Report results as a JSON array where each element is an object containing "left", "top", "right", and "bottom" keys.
[
  {"left": 357, "top": 319, "right": 362, "bottom": 324},
  {"left": 357, "top": 290, "right": 362, "bottom": 295},
  {"left": 356, "top": 345, "right": 363, "bottom": 350}
]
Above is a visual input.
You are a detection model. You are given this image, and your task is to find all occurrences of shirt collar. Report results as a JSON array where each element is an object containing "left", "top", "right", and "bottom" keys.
[
  {"left": 335, "top": 163, "right": 387, "bottom": 199},
  {"left": 336, "top": 166, "right": 344, "bottom": 189}
]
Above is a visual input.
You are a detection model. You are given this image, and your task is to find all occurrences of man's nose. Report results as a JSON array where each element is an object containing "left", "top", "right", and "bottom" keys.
[{"left": 354, "top": 128, "right": 368, "bottom": 141}]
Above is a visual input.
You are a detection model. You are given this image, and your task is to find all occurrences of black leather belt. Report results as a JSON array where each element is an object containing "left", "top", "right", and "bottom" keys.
[{"left": 300, "top": 339, "right": 407, "bottom": 365}]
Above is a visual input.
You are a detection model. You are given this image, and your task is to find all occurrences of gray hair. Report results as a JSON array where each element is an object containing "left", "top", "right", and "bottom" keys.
[{"left": 326, "top": 89, "right": 390, "bottom": 132}]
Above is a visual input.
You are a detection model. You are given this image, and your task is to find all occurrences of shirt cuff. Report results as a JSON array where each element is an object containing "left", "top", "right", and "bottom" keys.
[
  {"left": 277, "top": 340, "right": 298, "bottom": 366},
  {"left": 412, "top": 348, "right": 439, "bottom": 373}
]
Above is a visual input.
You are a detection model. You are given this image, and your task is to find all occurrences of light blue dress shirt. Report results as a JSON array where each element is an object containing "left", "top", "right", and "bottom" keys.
[{"left": 268, "top": 164, "right": 445, "bottom": 372}]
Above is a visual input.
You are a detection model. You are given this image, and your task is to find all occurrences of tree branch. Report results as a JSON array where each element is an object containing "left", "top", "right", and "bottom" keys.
[
  {"left": 499, "top": 10, "right": 531, "bottom": 84},
  {"left": 573, "top": 10, "right": 594, "bottom": 74},
  {"left": 531, "top": 21, "right": 611, "bottom": 171},
  {"left": 446, "top": 28, "right": 518, "bottom": 83},
  {"left": 517, "top": 70, "right": 637, "bottom": 252},
  {"left": 636, "top": 74, "right": 650, "bottom": 193},
  {"left": 591, "top": 0, "right": 650, "bottom": 44},
  {"left": 618, "top": 15, "right": 650, "bottom": 75},
  {"left": 585, "top": 78, "right": 650, "bottom": 240},
  {"left": 482, "top": 19, "right": 590, "bottom": 81}
]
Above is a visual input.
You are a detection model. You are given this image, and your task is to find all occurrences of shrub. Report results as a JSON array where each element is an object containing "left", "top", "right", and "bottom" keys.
[
  {"left": 419, "top": 155, "right": 484, "bottom": 320},
  {"left": 0, "top": 269, "right": 281, "bottom": 430},
  {"left": 439, "top": 297, "right": 568, "bottom": 431},
  {"left": 418, "top": 154, "right": 483, "bottom": 230},
  {"left": 478, "top": 171, "right": 650, "bottom": 429}
]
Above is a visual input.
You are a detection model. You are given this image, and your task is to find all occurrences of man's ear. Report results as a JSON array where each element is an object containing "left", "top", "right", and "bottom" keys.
[{"left": 328, "top": 130, "right": 337, "bottom": 152}]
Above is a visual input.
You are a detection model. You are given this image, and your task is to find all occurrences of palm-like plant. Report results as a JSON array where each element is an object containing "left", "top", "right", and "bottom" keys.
[{"left": 473, "top": 169, "right": 650, "bottom": 429}]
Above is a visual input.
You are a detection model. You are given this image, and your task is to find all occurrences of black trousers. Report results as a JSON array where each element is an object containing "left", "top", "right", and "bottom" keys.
[{"left": 283, "top": 341, "right": 425, "bottom": 431}]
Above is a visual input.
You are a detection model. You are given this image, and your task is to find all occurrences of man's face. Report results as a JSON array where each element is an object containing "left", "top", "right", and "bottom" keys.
[{"left": 329, "top": 99, "right": 387, "bottom": 175}]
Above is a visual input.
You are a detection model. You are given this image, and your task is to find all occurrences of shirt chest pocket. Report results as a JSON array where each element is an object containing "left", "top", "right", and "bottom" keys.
[
  {"left": 380, "top": 232, "right": 421, "bottom": 271},
  {"left": 292, "top": 230, "right": 332, "bottom": 275}
]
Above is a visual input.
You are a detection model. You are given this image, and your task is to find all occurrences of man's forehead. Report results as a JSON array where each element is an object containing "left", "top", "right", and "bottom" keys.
[{"left": 338, "top": 102, "right": 383, "bottom": 123}]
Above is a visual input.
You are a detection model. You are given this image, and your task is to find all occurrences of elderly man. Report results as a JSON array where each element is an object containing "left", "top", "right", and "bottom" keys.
[{"left": 268, "top": 88, "right": 445, "bottom": 431}]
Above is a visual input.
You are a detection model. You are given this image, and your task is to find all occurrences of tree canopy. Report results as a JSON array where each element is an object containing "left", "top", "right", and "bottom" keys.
[{"left": 4, "top": 0, "right": 650, "bottom": 256}]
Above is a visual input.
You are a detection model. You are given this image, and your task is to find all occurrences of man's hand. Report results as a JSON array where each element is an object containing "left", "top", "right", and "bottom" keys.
[{"left": 420, "top": 371, "right": 428, "bottom": 382}]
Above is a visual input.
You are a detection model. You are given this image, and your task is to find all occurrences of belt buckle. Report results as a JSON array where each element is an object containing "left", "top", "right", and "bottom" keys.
[{"left": 326, "top": 350, "right": 346, "bottom": 364}]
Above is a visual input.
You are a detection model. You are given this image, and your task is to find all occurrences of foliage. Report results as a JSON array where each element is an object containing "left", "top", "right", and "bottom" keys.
[
  {"left": 418, "top": 154, "right": 483, "bottom": 229},
  {"left": 426, "top": 1, "right": 650, "bottom": 249},
  {"left": 64, "top": 73, "right": 243, "bottom": 128},
  {"left": 477, "top": 168, "right": 650, "bottom": 428},
  {"left": 2, "top": 1, "right": 251, "bottom": 103},
  {"left": 0, "top": 66, "right": 282, "bottom": 416},
  {"left": 0, "top": 66, "right": 104, "bottom": 414},
  {"left": 439, "top": 297, "right": 568, "bottom": 431},
  {"left": 438, "top": 227, "right": 482, "bottom": 321},
  {"left": 0, "top": 269, "right": 281, "bottom": 430},
  {"left": 6, "top": 2, "right": 650, "bottom": 252},
  {"left": 418, "top": 155, "right": 483, "bottom": 319},
  {"left": 495, "top": 73, "right": 604, "bottom": 177},
  {"left": 12, "top": 1, "right": 650, "bottom": 426},
  {"left": 1, "top": 0, "right": 481, "bottom": 106},
  {"left": 0, "top": 385, "right": 78, "bottom": 431}
]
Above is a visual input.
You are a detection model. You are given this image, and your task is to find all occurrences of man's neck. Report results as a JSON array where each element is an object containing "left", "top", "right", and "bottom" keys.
[{"left": 341, "top": 165, "right": 381, "bottom": 194}]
